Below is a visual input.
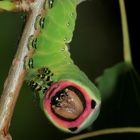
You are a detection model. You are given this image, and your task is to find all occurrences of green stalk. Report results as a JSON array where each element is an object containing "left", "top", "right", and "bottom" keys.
[
  {"left": 119, "top": 0, "right": 132, "bottom": 64},
  {"left": 65, "top": 127, "right": 140, "bottom": 140}
]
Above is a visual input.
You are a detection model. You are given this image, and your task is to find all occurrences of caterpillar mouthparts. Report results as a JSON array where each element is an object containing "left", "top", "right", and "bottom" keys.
[
  {"left": 51, "top": 86, "right": 86, "bottom": 121},
  {"left": 43, "top": 80, "right": 100, "bottom": 133}
]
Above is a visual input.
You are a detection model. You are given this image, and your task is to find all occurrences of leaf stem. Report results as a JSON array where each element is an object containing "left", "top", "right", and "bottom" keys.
[
  {"left": 65, "top": 127, "right": 140, "bottom": 140},
  {"left": 119, "top": 0, "right": 132, "bottom": 64}
]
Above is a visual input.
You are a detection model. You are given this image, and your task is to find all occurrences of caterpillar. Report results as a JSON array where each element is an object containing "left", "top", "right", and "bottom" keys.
[{"left": 25, "top": 0, "right": 101, "bottom": 133}]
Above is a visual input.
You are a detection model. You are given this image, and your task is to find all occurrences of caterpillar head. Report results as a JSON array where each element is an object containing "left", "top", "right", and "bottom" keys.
[{"left": 43, "top": 80, "right": 101, "bottom": 133}]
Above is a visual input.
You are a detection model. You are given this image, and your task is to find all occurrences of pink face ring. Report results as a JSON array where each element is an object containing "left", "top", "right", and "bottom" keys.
[{"left": 43, "top": 80, "right": 100, "bottom": 133}]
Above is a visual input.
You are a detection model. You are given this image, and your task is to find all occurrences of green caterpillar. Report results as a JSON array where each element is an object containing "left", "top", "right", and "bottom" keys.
[{"left": 26, "top": 0, "right": 101, "bottom": 133}]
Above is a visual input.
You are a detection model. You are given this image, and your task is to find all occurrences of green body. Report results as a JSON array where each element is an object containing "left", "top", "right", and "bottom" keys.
[
  {"left": 27, "top": 0, "right": 100, "bottom": 99},
  {"left": 27, "top": 0, "right": 80, "bottom": 82},
  {"left": 26, "top": 0, "right": 101, "bottom": 133}
]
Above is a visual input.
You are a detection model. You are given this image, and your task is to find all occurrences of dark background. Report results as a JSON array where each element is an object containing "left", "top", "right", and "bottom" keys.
[{"left": 0, "top": 0, "right": 139, "bottom": 139}]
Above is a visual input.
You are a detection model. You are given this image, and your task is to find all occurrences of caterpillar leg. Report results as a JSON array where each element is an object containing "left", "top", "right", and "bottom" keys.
[{"left": 27, "top": 67, "right": 54, "bottom": 93}]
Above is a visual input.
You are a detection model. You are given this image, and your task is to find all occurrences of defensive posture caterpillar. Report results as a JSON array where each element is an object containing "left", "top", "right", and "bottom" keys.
[{"left": 26, "top": 0, "right": 101, "bottom": 133}]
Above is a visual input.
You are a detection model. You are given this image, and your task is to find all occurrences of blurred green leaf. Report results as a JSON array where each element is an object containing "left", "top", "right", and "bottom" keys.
[
  {"left": 66, "top": 65, "right": 140, "bottom": 139},
  {"left": 96, "top": 62, "right": 140, "bottom": 105}
]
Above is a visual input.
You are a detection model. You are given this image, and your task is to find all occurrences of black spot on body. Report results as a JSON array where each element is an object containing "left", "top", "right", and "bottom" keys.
[
  {"left": 91, "top": 100, "right": 96, "bottom": 109},
  {"left": 46, "top": 76, "right": 51, "bottom": 81},
  {"left": 43, "top": 68, "right": 48, "bottom": 73},
  {"left": 42, "top": 87, "right": 48, "bottom": 93},
  {"left": 40, "top": 74, "right": 45, "bottom": 79},
  {"left": 35, "top": 84, "right": 42, "bottom": 91},
  {"left": 69, "top": 127, "right": 78, "bottom": 132},
  {"left": 31, "top": 83, "right": 38, "bottom": 89},
  {"left": 47, "top": 81, "right": 53, "bottom": 86},
  {"left": 46, "top": 69, "right": 51, "bottom": 74}
]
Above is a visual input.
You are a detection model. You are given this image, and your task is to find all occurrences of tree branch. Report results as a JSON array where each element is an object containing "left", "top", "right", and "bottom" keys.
[{"left": 0, "top": 0, "right": 46, "bottom": 139}]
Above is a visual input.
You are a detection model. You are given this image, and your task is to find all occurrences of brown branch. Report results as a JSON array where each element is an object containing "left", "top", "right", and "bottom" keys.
[{"left": 0, "top": 0, "right": 46, "bottom": 139}]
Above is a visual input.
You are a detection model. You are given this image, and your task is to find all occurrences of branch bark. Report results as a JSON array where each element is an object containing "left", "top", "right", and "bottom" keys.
[{"left": 0, "top": 0, "right": 46, "bottom": 139}]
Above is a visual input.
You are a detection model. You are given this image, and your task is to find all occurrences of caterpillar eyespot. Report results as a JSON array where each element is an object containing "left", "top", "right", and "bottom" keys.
[{"left": 26, "top": 0, "right": 101, "bottom": 133}]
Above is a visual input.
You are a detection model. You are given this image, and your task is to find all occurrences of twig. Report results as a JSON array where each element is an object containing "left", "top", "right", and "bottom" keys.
[
  {"left": 119, "top": 0, "right": 132, "bottom": 64},
  {"left": 65, "top": 127, "right": 140, "bottom": 140},
  {"left": 0, "top": 0, "right": 46, "bottom": 139}
]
